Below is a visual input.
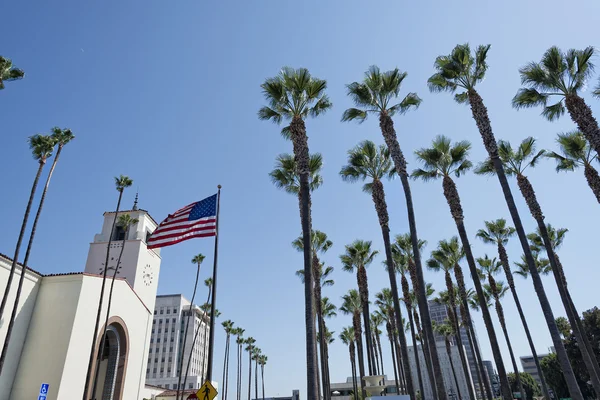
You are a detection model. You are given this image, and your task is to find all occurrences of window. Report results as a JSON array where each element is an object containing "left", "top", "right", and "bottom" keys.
[
  {"left": 160, "top": 309, "right": 164, "bottom": 315},
  {"left": 162, "top": 357, "right": 165, "bottom": 362},
  {"left": 149, "top": 348, "right": 152, "bottom": 353},
  {"left": 150, "top": 338, "right": 153, "bottom": 343},
  {"left": 157, "top": 338, "right": 160, "bottom": 343},
  {"left": 160, "top": 368, "right": 164, "bottom": 373},
  {"left": 172, "top": 328, "right": 175, "bottom": 333},
  {"left": 174, "top": 308, "right": 178, "bottom": 313},
  {"left": 158, "top": 328, "right": 161, "bottom": 333},
  {"left": 168, "top": 367, "right": 171, "bottom": 373},
  {"left": 172, "top": 318, "right": 176, "bottom": 323},
  {"left": 189, "top": 383, "right": 194, "bottom": 389},
  {"left": 113, "top": 225, "right": 126, "bottom": 241},
  {"left": 146, "top": 368, "right": 150, "bottom": 374},
  {"left": 159, "top": 319, "right": 163, "bottom": 324},
  {"left": 167, "top": 309, "right": 171, "bottom": 314},
  {"left": 154, "top": 311, "right": 157, "bottom": 315},
  {"left": 153, "top": 368, "right": 157, "bottom": 373},
  {"left": 145, "top": 230, "right": 152, "bottom": 243},
  {"left": 169, "top": 357, "right": 172, "bottom": 362},
  {"left": 152, "top": 329, "right": 155, "bottom": 334},
  {"left": 171, "top": 337, "right": 174, "bottom": 342},
  {"left": 154, "top": 358, "right": 158, "bottom": 363},
  {"left": 170, "top": 346, "right": 174, "bottom": 352},
  {"left": 166, "top": 384, "right": 170, "bottom": 389}
]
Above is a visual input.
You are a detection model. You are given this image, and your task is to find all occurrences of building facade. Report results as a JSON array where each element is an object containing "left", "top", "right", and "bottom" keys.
[
  {"left": 520, "top": 351, "right": 552, "bottom": 388},
  {"left": 145, "top": 294, "right": 210, "bottom": 391},
  {"left": 482, "top": 360, "right": 499, "bottom": 396},
  {"left": 0, "top": 208, "right": 162, "bottom": 400}
]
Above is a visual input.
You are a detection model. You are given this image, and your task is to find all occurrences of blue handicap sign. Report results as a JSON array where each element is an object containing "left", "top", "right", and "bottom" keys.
[
  {"left": 39, "top": 383, "right": 49, "bottom": 395},
  {"left": 38, "top": 396, "right": 46, "bottom": 400}
]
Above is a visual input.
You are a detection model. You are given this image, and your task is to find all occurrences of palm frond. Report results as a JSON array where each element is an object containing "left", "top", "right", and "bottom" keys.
[
  {"left": 541, "top": 101, "right": 566, "bottom": 122},
  {"left": 397, "top": 92, "right": 422, "bottom": 115},
  {"left": 512, "top": 88, "right": 548, "bottom": 109},
  {"left": 341, "top": 108, "right": 368, "bottom": 123},
  {"left": 474, "top": 158, "right": 496, "bottom": 176}
]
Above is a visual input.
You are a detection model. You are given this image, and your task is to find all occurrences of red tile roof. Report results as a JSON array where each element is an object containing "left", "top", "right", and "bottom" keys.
[{"left": 0, "top": 253, "right": 43, "bottom": 276}]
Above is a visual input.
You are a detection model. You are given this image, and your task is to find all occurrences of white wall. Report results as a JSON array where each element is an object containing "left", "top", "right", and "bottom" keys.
[{"left": 0, "top": 255, "right": 42, "bottom": 398}]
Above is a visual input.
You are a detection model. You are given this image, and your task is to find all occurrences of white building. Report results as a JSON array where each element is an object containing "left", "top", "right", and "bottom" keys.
[
  {"left": 0, "top": 207, "right": 162, "bottom": 400},
  {"left": 407, "top": 343, "right": 475, "bottom": 400},
  {"left": 145, "top": 294, "right": 210, "bottom": 391}
]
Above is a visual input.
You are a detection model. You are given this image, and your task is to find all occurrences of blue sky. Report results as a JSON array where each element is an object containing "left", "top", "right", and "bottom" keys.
[{"left": 2, "top": 0, "right": 600, "bottom": 398}]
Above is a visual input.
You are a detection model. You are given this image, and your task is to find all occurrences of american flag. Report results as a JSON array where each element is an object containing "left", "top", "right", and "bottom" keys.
[{"left": 147, "top": 194, "right": 217, "bottom": 249}]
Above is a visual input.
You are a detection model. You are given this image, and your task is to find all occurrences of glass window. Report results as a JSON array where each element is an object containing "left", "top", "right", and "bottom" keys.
[
  {"left": 167, "top": 309, "right": 171, "bottom": 314},
  {"left": 149, "top": 348, "right": 152, "bottom": 353},
  {"left": 159, "top": 319, "right": 163, "bottom": 324},
  {"left": 157, "top": 338, "right": 160, "bottom": 343},
  {"left": 160, "top": 309, "right": 164, "bottom": 315},
  {"left": 172, "top": 318, "right": 176, "bottom": 323},
  {"left": 189, "top": 383, "right": 194, "bottom": 389},
  {"left": 158, "top": 328, "right": 161, "bottom": 333},
  {"left": 145, "top": 230, "right": 152, "bottom": 243},
  {"left": 153, "top": 368, "right": 157, "bottom": 373},
  {"left": 174, "top": 308, "right": 178, "bottom": 313},
  {"left": 113, "top": 225, "right": 126, "bottom": 241},
  {"left": 153, "top": 311, "right": 157, "bottom": 315}
]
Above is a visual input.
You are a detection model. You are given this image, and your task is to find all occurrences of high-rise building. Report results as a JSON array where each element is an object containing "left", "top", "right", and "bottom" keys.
[
  {"left": 145, "top": 294, "right": 211, "bottom": 391},
  {"left": 520, "top": 349, "right": 553, "bottom": 388},
  {"left": 482, "top": 360, "right": 498, "bottom": 396}
]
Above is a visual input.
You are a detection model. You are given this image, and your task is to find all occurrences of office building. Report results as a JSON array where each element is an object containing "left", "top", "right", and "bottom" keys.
[
  {"left": 482, "top": 360, "right": 498, "bottom": 396},
  {"left": 145, "top": 294, "right": 211, "bottom": 391},
  {"left": 520, "top": 349, "right": 553, "bottom": 388}
]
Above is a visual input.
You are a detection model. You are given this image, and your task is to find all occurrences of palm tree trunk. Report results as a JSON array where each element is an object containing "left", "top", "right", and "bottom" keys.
[
  {"left": 325, "top": 331, "right": 332, "bottom": 400},
  {"left": 376, "top": 330, "right": 385, "bottom": 376},
  {"left": 350, "top": 343, "right": 358, "bottom": 399},
  {"left": 255, "top": 357, "right": 259, "bottom": 400},
  {"left": 0, "top": 161, "right": 44, "bottom": 324},
  {"left": 354, "top": 313, "right": 367, "bottom": 398},
  {"left": 409, "top": 310, "right": 426, "bottom": 398},
  {"left": 238, "top": 342, "right": 243, "bottom": 400},
  {"left": 379, "top": 112, "right": 446, "bottom": 400},
  {"left": 516, "top": 172, "right": 600, "bottom": 396},
  {"left": 262, "top": 364, "right": 265, "bottom": 400},
  {"left": 357, "top": 265, "right": 375, "bottom": 376},
  {"left": 414, "top": 308, "right": 436, "bottom": 399},
  {"left": 224, "top": 334, "right": 230, "bottom": 400},
  {"left": 464, "top": 324, "right": 485, "bottom": 400},
  {"left": 468, "top": 88, "right": 583, "bottom": 400},
  {"left": 583, "top": 163, "right": 600, "bottom": 203},
  {"left": 0, "top": 146, "right": 62, "bottom": 373},
  {"left": 373, "top": 332, "right": 380, "bottom": 375},
  {"left": 565, "top": 94, "right": 600, "bottom": 157},
  {"left": 83, "top": 187, "right": 124, "bottom": 400},
  {"left": 394, "top": 332, "right": 406, "bottom": 395},
  {"left": 290, "top": 115, "right": 318, "bottom": 400},
  {"left": 455, "top": 266, "right": 493, "bottom": 400},
  {"left": 314, "top": 275, "right": 328, "bottom": 400},
  {"left": 497, "top": 243, "right": 552, "bottom": 400},
  {"left": 316, "top": 342, "right": 322, "bottom": 400},
  {"left": 371, "top": 178, "right": 416, "bottom": 399},
  {"left": 446, "top": 338, "right": 463, "bottom": 400},
  {"left": 388, "top": 324, "right": 400, "bottom": 394},
  {"left": 248, "top": 348, "right": 252, "bottom": 400},
  {"left": 566, "top": 287, "right": 600, "bottom": 382},
  {"left": 441, "top": 174, "right": 512, "bottom": 400}
]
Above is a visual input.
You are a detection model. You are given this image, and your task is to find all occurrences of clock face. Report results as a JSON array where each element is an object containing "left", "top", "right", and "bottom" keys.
[{"left": 143, "top": 264, "right": 154, "bottom": 286}]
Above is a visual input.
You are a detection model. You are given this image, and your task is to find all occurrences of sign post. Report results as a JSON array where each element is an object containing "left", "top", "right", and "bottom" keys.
[{"left": 38, "top": 383, "right": 49, "bottom": 400}]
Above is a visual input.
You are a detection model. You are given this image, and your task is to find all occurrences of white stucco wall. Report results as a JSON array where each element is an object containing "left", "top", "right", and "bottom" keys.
[{"left": 0, "top": 255, "right": 42, "bottom": 398}]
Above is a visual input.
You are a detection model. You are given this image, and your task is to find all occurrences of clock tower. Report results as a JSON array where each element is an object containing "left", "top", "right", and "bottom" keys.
[{"left": 84, "top": 207, "right": 162, "bottom": 311}]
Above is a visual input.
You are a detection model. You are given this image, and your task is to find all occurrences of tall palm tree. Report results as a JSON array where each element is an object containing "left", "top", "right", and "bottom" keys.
[
  {"left": 476, "top": 219, "right": 552, "bottom": 400},
  {"left": 84, "top": 174, "right": 133, "bottom": 399},
  {"left": 412, "top": 134, "right": 511, "bottom": 399},
  {"left": 340, "top": 289, "right": 367, "bottom": 397},
  {"left": 370, "top": 312, "right": 385, "bottom": 376},
  {"left": 0, "top": 134, "right": 55, "bottom": 323},
  {"left": 198, "top": 277, "right": 215, "bottom": 384},
  {"left": 269, "top": 153, "right": 324, "bottom": 197},
  {"left": 0, "top": 56, "right": 24, "bottom": 89},
  {"left": 513, "top": 250, "right": 551, "bottom": 278},
  {"left": 433, "top": 320, "right": 463, "bottom": 400},
  {"left": 340, "top": 327, "right": 359, "bottom": 398},
  {"left": 513, "top": 46, "right": 600, "bottom": 156},
  {"left": 339, "top": 239, "right": 378, "bottom": 376},
  {"left": 477, "top": 255, "right": 526, "bottom": 400},
  {"left": 234, "top": 328, "right": 245, "bottom": 400},
  {"left": 0, "top": 128, "right": 73, "bottom": 372},
  {"left": 477, "top": 138, "right": 600, "bottom": 394},
  {"left": 260, "top": 67, "right": 331, "bottom": 400},
  {"left": 343, "top": 66, "right": 444, "bottom": 400},
  {"left": 339, "top": 140, "right": 415, "bottom": 398},
  {"left": 321, "top": 295, "right": 337, "bottom": 399},
  {"left": 428, "top": 43, "right": 582, "bottom": 400},
  {"left": 259, "top": 354, "right": 267, "bottom": 400},
  {"left": 176, "top": 254, "right": 205, "bottom": 400},
  {"left": 546, "top": 131, "right": 600, "bottom": 203},
  {"left": 245, "top": 337, "right": 256, "bottom": 400},
  {"left": 293, "top": 230, "right": 334, "bottom": 400},
  {"left": 426, "top": 239, "right": 476, "bottom": 400},
  {"left": 91, "top": 214, "right": 138, "bottom": 395},
  {"left": 374, "top": 291, "right": 401, "bottom": 394},
  {"left": 222, "top": 320, "right": 235, "bottom": 400},
  {"left": 253, "top": 348, "right": 261, "bottom": 400}
]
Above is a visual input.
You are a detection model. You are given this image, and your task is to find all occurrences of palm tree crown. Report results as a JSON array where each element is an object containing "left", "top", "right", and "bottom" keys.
[
  {"left": 340, "top": 140, "right": 394, "bottom": 192},
  {"left": 547, "top": 131, "right": 597, "bottom": 171},
  {"left": 0, "top": 56, "right": 25, "bottom": 89},
  {"left": 340, "top": 240, "right": 378, "bottom": 274},
  {"left": 412, "top": 135, "right": 472, "bottom": 180},
  {"left": 269, "top": 153, "right": 324, "bottom": 194},
  {"left": 115, "top": 175, "right": 133, "bottom": 193},
  {"left": 476, "top": 254, "right": 501, "bottom": 278},
  {"left": 340, "top": 289, "right": 362, "bottom": 315},
  {"left": 512, "top": 46, "right": 595, "bottom": 121},
  {"left": 51, "top": 127, "right": 75, "bottom": 148},
  {"left": 339, "top": 327, "right": 355, "bottom": 345},
  {"left": 476, "top": 137, "right": 546, "bottom": 176},
  {"left": 29, "top": 135, "right": 55, "bottom": 163},
  {"left": 427, "top": 43, "right": 491, "bottom": 103},
  {"left": 427, "top": 237, "right": 464, "bottom": 273},
  {"left": 513, "top": 252, "right": 551, "bottom": 278},
  {"left": 342, "top": 66, "right": 421, "bottom": 122},
  {"left": 192, "top": 254, "right": 206, "bottom": 265},
  {"left": 476, "top": 219, "right": 516, "bottom": 247}
]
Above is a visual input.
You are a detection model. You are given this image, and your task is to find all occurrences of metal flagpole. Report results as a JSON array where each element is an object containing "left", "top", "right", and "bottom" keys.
[{"left": 205, "top": 185, "right": 221, "bottom": 383}]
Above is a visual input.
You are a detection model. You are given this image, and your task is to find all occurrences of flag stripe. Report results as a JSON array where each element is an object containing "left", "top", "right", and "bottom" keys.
[
  {"left": 148, "top": 230, "right": 216, "bottom": 248},
  {"left": 150, "top": 218, "right": 216, "bottom": 235},
  {"left": 149, "top": 222, "right": 216, "bottom": 240}
]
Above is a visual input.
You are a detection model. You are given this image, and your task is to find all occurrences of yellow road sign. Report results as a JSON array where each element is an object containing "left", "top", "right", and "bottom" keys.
[{"left": 197, "top": 380, "right": 218, "bottom": 400}]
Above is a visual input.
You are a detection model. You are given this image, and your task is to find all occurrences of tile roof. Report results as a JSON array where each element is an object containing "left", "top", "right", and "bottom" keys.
[
  {"left": 157, "top": 389, "right": 198, "bottom": 397},
  {"left": 0, "top": 253, "right": 43, "bottom": 276}
]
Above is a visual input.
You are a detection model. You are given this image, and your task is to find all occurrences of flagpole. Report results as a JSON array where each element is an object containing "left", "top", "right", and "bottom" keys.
[{"left": 205, "top": 185, "right": 221, "bottom": 384}]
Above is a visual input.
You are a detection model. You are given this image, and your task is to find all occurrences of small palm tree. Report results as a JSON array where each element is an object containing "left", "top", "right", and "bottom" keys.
[
  {"left": 477, "top": 255, "right": 526, "bottom": 400},
  {"left": 429, "top": 44, "right": 581, "bottom": 399},
  {"left": 342, "top": 65, "right": 443, "bottom": 400},
  {"left": 222, "top": 320, "right": 235, "bottom": 400},
  {"left": 513, "top": 46, "right": 600, "bottom": 157},
  {"left": 321, "top": 296, "right": 336, "bottom": 399},
  {"left": 370, "top": 312, "right": 384, "bottom": 376},
  {"left": 0, "top": 56, "right": 24, "bottom": 89},
  {"left": 259, "top": 354, "right": 267, "bottom": 400},
  {"left": 245, "top": 337, "right": 256, "bottom": 400},
  {"left": 433, "top": 321, "right": 463, "bottom": 400},
  {"left": 547, "top": 131, "right": 600, "bottom": 203},
  {"left": 374, "top": 290, "right": 401, "bottom": 394},
  {"left": 340, "top": 327, "right": 359, "bottom": 398},
  {"left": 476, "top": 219, "right": 552, "bottom": 400},
  {"left": 253, "top": 347, "right": 261, "bottom": 400},
  {"left": 341, "top": 289, "right": 367, "bottom": 397},
  {"left": 260, "top": 67, "right": 331, "bottom": 400},
  {"left": 340, "top": 140, "right": 415, "bottom": 396},
  {"left": 0, "top": 129, "right": 73, "bottom": 373}
]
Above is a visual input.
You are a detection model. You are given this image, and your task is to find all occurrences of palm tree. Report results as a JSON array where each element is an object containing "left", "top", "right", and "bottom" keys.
[
  {"left": 476, "top": 219, "right": 552, "bottom": 400},
  {"left": 84, "top": 174, "right": 133, "bottom": 399},
  {"left": 91, "top": 214, "right": 138, "bottom": 395},
  {"left": 428, "top": 43, "right": 582, "bottom": 400},
  {"left": 269, "top": 153, "right": 324, "bottom": 198},
  {"left": 245, "top": 337, "right": 256, "bottom": 400},
  {"left": 0, "top": 128, "right": 73, "bottom": 372},
  {"left": 259, "top": 354, "right": 267, "bottom": 400},
  {"left": 0, "top": 135, "right": 55, "bottom": 323},
  {"left": 426, "top": 238, "right": 476, "bottom": 400},
  {"left": 253, "top": 348, "right": 261, "bottom": 400},
  {"left": 374, "top": 291, "right": 401, "bottom": 394},
  {"left": 477, "top": 255, "right": 526, "bottom": 400},
  {"left": 222, "top": 320, "right": 235, "bottom": 400},
  {"left": 339, "top": 239, "right": 378, "bottom": 376},
  {"left": 175, "top": 254, "right": 205, "bottom": 399},
  {"left": 343, "top": 66, "right": 444, "bottom": 400},
  {"left": 293, "top": 230, "right": 333, "bottom": 400},
  {"left": 234, "top": 328, "right": 246, "bottom": 400},
  {"left": 0, "top": 56, "right": 25, "bottom": 89},
  {"left": 321, "top": 296, "right": 337, "bottom": 399},
  {"left": 512, "top": 46, "right": 600, "bottom": 157},
  {"left": 412, "top": 134, "right": 511, "bottom": 398},
  {"left": 546, "top": 131, "right": 600, "bottom": 203},
  {"left": 259, "top": 68, "right": 331, "bottom": 400},
  {"left": 370, "top": 312, "right": 385, "bottom": 376},
  {"left": 433, "top": 321, "right": 463, "bottom": 400},
  {"left": 339, "top": 140, "right": 415, "bottom": 398},
  {"left": 477, "top": 138, "right": 600, "bottom": 395},
  {"left": 198, "top": 277, "right": 215, "bottom": 384},
  {"left": 341, "top": 289, "right": 368, "bottom": 397},
  {"left": 340, "top": 327, "right": 359, "bottom": 398}
]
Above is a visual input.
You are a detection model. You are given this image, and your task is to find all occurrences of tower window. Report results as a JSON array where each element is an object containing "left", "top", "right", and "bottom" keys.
[
  {"left": 145, "top": 230, "right": 152, "bottom": 243},
  {"left": 113, "top": 225, "right": 126, "bottom": 241}
]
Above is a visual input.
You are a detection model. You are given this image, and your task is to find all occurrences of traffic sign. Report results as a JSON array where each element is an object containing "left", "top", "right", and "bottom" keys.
[{"left": 197, "top": 380, "right": 218, "bottom": 400}]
